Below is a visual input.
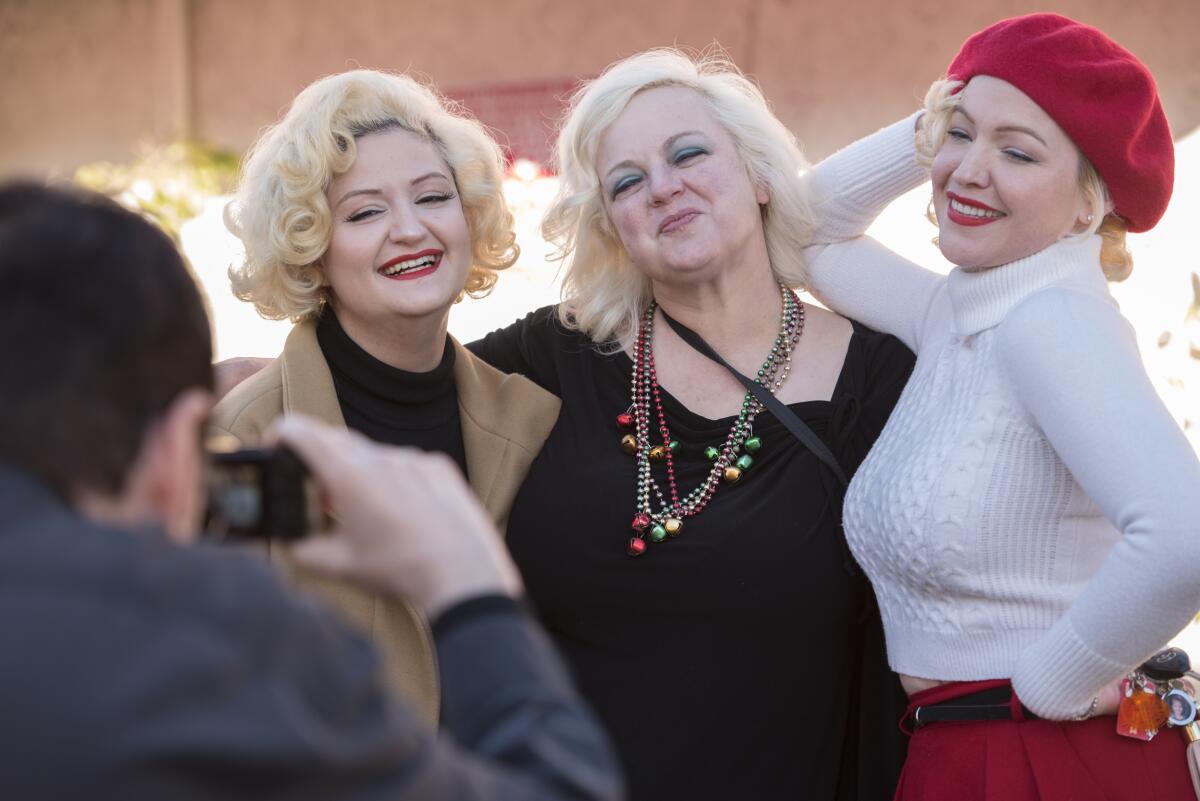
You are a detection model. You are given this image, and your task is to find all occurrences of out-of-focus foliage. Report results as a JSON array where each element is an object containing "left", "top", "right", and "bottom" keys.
[{"left": 74, "top": 142, "right": 238, "bottom": 241}]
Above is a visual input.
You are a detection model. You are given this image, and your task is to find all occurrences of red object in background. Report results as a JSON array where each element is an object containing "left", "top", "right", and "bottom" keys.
[{"left": 447, "top": 79, "right": 580, "bottom": 174}]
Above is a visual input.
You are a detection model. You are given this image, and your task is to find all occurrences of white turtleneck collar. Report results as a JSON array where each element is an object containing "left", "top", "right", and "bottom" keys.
[{"left": 946, "top": 235, "right": 1107, "bottom": 336}]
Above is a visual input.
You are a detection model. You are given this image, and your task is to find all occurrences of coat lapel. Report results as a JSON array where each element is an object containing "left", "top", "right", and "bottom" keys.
[
  {"left": 254, "top": 327, "right": 557, "bottom": 725},
  {"left": 452, "top": 338, "right": 560, "bottom": 533},
  {"left": 278, "top": 321, "right": 345, "bottom": 426},
  {"left": 274, "top": 324, "right": 560, "bottom": 533}
]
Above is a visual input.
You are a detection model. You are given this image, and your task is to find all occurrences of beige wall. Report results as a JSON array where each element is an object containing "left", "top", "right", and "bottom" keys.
[
  {"left": 1, "top": 0, "right": 189, "bottom": 178},
  {"left": 3, "top": 0, "right": 1200, "bottom": 177}
]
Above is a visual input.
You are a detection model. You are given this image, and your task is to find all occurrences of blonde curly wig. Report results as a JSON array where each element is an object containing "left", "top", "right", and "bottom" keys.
[
  {"left": 916, "top": 78, "right": 1132, "bottom": 281},
  {"left": 543, "top": 48, "right": 815, "bottom": 352},
  {"left": 227, "top": 69, "right": 518, "bottom": 321}
]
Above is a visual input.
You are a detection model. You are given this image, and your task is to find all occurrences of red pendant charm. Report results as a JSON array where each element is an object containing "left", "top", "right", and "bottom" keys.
[
  {"left": 631, "top": 513, "right": 651, "bottom": 532},
  {"left": 1117, "top": 677, "right": 1170, "bottom": 740},
  {"left": 616, "top": 412, "right": 633, "bottom": 428},
  {"left": 627, "top": 537, "right": 647, "bottom": 557}
]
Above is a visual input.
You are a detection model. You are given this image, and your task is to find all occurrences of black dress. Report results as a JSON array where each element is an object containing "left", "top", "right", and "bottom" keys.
[{"left": 470, "top": 306, "right": 914, "bottom": 801}]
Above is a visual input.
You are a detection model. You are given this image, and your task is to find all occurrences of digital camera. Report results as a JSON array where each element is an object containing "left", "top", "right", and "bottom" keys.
[{"left": 204, "top": 439, "right": 321, "bottom": 541}]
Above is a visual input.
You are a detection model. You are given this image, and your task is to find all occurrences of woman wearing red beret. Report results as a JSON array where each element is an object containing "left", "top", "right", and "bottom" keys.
[{"left": 802, "top": 12, "right": 1200, "bottom": 800}]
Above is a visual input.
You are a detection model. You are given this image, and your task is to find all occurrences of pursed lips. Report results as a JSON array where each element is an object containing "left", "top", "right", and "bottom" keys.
[{"left": 657, "top": 209, "right": 700, "bottom": 235}]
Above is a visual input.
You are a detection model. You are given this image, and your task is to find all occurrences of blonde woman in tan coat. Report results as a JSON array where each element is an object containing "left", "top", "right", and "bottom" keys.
[{"left": 212, "top": 70, "right": 559, "bottom": 725}]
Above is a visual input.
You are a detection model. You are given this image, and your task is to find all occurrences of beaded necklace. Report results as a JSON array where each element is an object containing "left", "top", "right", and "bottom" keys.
[{"left": 619, "top": 283, "right": 804, "bottom": 556}]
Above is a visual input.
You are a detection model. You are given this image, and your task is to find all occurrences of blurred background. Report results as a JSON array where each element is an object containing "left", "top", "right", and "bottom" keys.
[
  {"left": 4, "top": 0, "right": 1199, "bottom": 652},
  {"left": 3, "top": 1, "right": 1198, "bottom": 502}
]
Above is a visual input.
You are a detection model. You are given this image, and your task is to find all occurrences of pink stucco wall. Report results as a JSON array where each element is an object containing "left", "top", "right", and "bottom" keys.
[{"left": 3, "top": 0, "right": 1198, "bottom": 177}]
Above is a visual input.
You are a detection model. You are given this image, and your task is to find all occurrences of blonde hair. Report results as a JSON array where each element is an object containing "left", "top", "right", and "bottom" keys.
[
  {"left": 916, "top": 78, "right": 1132, "bottom": 281},
  {"left": 227, "top": 70, "right": 517, "bottom": 321},
  {"left": 544, "top": 48, "right": 815, "bottom": 351}
]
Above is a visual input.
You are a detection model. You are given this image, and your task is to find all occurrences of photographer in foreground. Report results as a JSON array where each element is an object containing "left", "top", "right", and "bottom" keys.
[{"left": 0, "top": 182, "right": 621, "bottom": 801}]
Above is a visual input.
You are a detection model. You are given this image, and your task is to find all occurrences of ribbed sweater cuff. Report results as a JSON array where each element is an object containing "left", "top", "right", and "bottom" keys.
[
  {"left": 1011, "top": 614, "right": 1128, "bottom": 720},
  {"left": 810, "top": 111, "right": 927, "bottom": 243}
]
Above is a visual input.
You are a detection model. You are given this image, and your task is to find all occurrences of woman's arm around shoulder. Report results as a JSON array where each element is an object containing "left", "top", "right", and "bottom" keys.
[{"left": 209, "top": 357, "right": 285, "bottom": 442}]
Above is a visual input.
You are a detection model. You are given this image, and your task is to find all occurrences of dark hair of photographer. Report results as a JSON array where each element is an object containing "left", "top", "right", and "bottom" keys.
[{"left": 0, "top": 183, "right": 213, "bottom": 497}]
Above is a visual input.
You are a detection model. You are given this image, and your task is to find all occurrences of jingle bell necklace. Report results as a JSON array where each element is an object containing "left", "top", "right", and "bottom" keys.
[{"left": 619, "top": 283, "right": 804, "bottom": 556}]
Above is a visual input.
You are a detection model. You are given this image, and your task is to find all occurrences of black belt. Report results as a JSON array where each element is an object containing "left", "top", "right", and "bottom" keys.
[{"left": 911, "top": 685, "right": 1040, "bottom": 729}]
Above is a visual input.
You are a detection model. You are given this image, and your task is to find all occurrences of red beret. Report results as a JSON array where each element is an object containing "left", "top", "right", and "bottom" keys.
[{"left": 947, "top": 13, "right": 1174, "bottom": 233}]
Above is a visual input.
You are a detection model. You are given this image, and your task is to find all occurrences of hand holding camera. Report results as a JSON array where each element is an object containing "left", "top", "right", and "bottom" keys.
[{"left": 211, "top": 415, "right": 523, "bottom": 618}]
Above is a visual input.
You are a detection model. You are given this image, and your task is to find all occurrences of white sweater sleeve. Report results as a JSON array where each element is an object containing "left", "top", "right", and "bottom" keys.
[
  {"left": 801, "top": 112, "right": 944, "bottom": 351},
  {"left": 997, "top": 288, "right": 1200, "bottom": 718},
  {"left": 805, "top": 112, "right": 927, "bottom": 244},
  {"left": 804, "top": 238, "right": 943, "bottom": 353}
]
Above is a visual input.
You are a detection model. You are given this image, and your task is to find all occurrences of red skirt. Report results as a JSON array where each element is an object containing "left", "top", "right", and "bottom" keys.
[{"left": 895, "top": 679, "right": 1194, "bottom": 801}]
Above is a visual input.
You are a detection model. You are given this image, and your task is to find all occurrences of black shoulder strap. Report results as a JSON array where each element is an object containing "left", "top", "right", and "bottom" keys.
[{"left": 659, "top": 309, "right": 849, "bottom": 488}]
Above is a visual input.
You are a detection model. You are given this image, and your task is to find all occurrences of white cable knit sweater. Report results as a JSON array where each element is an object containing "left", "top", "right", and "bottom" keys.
[{"left": 804, "top": 115, "right": 1200, "bottom": 719}]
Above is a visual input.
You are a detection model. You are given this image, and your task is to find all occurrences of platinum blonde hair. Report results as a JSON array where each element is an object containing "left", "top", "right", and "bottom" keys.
[
  {"left": 227, "top": 69, "right": 518, "bottom": 321},
  {"left": 916, "top": 78, "right": 1131, "bottom": 281},
  {"left": 544, "top": 48, "right": 815, "bottom": 351}
]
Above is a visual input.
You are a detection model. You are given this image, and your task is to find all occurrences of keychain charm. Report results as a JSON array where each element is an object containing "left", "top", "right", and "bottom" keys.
[
  {"left": 1167, "top": 689, "right": 1198, "bottom": 727},
  {"left": 1117, "top": 648, "right": 1200, "bottom": 741},
  {"left": 1116, "top": 674, "right": 1169, "bottom": 741},
  {"left": 1112, "top": 648, "right": 1200, "bottom": 799}
]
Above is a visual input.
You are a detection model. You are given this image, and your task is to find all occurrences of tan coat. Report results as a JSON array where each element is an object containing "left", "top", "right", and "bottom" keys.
[{"left": 210, "top": 321, "right": 560, "bottom": 726}]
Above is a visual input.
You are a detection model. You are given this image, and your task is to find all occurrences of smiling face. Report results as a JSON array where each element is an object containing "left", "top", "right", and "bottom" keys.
[
  {"left": 323, "top": 127, "right": 472, "bottom": 337},
  {"left": 931, "top": 76, "right": 1092, "bottom": 271},
  {"left": 594, "top": 86, "right": 769, "bottom": 286}
]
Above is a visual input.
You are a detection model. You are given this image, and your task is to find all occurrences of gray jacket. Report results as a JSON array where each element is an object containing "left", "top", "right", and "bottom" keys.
[{"left": 0, "top": 467, "right": 622, "bottom": 801}]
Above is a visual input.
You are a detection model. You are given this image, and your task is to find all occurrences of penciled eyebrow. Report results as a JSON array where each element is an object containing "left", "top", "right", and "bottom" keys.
[
  {"left": 602, "top": 130, "right": 706, "bottom": 181},
  {"left": 953, "top": 106, "right": 1047, "bottom": 147},
  {"left": 333, "top": 171, "right": 451, "bottom": 209}
]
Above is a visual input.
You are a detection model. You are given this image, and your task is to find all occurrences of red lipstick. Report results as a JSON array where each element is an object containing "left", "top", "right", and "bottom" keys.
[
  {"left": 379, "top": 249, "right": 442, "bottom": 281},
  {"left": 946, "top": 192, "right": 1005, "bottom": 228}
]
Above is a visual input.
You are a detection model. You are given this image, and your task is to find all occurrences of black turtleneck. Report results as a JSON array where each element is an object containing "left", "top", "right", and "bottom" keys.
[{"left": 316, "top": 310, "right": 468, "bottom": 478}]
